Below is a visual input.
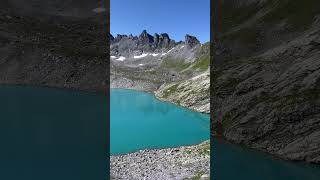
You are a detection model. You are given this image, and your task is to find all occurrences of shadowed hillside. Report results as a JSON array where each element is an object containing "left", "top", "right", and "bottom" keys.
[
  {"left": 212, "top": 0, "right": 320, "bottom": 164},
  {"left": 0, "top": 0, "right": 108, "bottom": 93}
]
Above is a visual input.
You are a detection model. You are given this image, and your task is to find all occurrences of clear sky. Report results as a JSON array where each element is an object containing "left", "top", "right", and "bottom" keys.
[{"left": 110, "top": 0, "right": 210, "bottom": 43}]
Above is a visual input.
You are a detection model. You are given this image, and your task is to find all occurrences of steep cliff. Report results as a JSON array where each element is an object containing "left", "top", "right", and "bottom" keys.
[
  {"left": 212, "top": 0, "right": 320, "bottom": 163},
  {"left": 0, "top": 0, "right": 108, "bottom": 93}
]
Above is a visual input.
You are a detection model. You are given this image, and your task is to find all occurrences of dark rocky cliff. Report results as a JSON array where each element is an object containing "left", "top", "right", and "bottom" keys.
[
  {"left": 0, "top": 0, "right": 108, "bottom": 93},
  {"left": 212, "top": 0, "right": 320, "bottom": 164}
]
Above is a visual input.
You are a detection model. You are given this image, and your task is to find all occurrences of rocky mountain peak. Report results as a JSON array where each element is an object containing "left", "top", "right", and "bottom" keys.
[
  {"left": 153, "top": 33, "right": 160, "bottom": 44},
  {"left": 139, "top": 30, "right": 154, "bottom": 43},
  {"left": 185, "top": 34, "right": 200, "bottom": 48},
  {"left": 110, "top": 34, "right": 114, "bottom": 41},
  {"left": 110, "top": 30, "right": 203, "bottom": 56},
  {"left": 114, "top": 34, "right": 128, "bottom": 42},
  {"left": 156, "top": 33, "right": 171, "bottom": 48}
]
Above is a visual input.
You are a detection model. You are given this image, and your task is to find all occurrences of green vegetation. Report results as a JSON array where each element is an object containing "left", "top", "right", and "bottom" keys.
[
  {"left": 185, "top": 171, "right": 206, "bottom": 180},
  {"left": 199, "top": 42, "right": 210, "bottom": 54},
  {"left": 162, "top": 84, "right": 179, "bottom": 98},
  {"left": 189, "top": 42, "right": 210, "bottom": 71},
  {"left": 161, "top": 58, "right": 191, "bottom": 71},
  {"left": 191, "top": 55, "right": 210, "bottom": 71},
  {"left": 161, "top": 42, "right": 210, "bottom": 73},
  {"left": 198, "top": 142, "right": 210, "bottom": 156}
]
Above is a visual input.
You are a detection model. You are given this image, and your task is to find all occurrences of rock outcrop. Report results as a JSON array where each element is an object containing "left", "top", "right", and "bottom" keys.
[
  {"left": 155, "top": 70, "right": 210, "bottom": 113},
  {"left": 212, "top": 0, "right": 320, "bottom": 164},
  {"left": 110, "top": 30, "right": 202, "bottom": 56},
  {"left": 185, "top": 34, "right": 200, "bottom": 48},
  {"left": 0, "top": 0, "right": 108, "bottom": 93},
  {"left": 110, "top": 31, "right": 210, "bottom": 112}
]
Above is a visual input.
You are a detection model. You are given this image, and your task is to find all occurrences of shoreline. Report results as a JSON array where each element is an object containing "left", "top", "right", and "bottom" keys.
[
  {"left": 1, "top": 83, "right": 211, "bottom": 179},
  {"left": 213, "top": 136, "right": 320, "bottom": 166},
  {"left": 111, "top": 87, "right": 210, "bottom": 115},
  {"left": 0, "top": 83, "right": 108, "bottom": 96},
  {"left": 110, "top": 87, "right": 211, "bottom": 179},
  {"left": 111, "top": 139, "right": 211, "bottom": 156},
  {"left": 110, "top": 140, "right": 210, "bottom": 180}
]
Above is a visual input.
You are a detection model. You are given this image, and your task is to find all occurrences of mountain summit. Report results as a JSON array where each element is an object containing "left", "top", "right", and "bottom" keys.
[{"left": 110, "top": 30, "right": 202, "bottom": 60}]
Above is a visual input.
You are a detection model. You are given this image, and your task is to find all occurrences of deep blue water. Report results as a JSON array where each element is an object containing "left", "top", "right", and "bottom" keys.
[
  {"left": 213, "top": 138, "right": 320, "bottom": 180},
  {"left": 0, "top": 86, "right": 107, "bottom": 180},
  {"left": 110, "top": 88, "right": 210, "bottom": 155}
]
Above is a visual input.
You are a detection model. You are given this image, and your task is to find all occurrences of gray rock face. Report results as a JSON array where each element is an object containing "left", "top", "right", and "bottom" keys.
[
  {"left": 110, "top": 30, "right": 201, "bottom": 56},
  {"left": 158, "top": 33, "right": 171, "bottom": 48},
  {"left": 185, "top": 34, "right": 200, "bottom": 48},
  {"left": 110, "top": 33, "right": 114, "bottom": 41},
  {"left": 212, "top": 0, "right": 320, "bottom": 164},
  {"left": 138, "top": 30, "right": 154, "bottom": 44},
  {"left": 1, "top": 0, "right": 106, "bottom": 19},
  {"left": 152, "top": 33, "right": 171, "bottom": 48},
  {"left": 114, "top": 34, "right": 128, "bottom": 42},
  {"left": 0, "top": 0, "right": 108, "bottom": 93},
  {"left": 155, "top": 70, "right": 210, "bottom": 113}
]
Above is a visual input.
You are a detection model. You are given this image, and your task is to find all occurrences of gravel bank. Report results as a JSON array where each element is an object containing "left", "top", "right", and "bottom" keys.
[{"left": 110, "top": 141, "right": 210, "bottom": 180}]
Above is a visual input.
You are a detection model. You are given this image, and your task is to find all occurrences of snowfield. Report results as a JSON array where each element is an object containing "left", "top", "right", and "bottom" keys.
[
  {"left": 116, "top": 56, "right": 126, "bottom": 61},
  {"left": 134, "top": 53, "right": 149, "bottom": 59}
]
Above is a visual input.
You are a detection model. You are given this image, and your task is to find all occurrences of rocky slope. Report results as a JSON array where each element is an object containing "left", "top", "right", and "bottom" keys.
[
  {"left": 111, "top": 141, "right": 210, "bottom": 180},
  {"left": 110, "top": 31, "right": 210, "bottom": 179},
  {"left": 110, "top": 30, "right": 210, "bottom": 111},
  {"left": 212, "top": 0, "right": 320, "bottom": 164},
  {"left": 0, "top": 0, "right": 108, "bottom": 93},
  {"left": 155, "top": 70, "right": 210, "bottom": 113}
]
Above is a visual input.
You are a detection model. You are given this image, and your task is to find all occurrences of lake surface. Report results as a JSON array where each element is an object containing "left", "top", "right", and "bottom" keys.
[
  {"left": 110, "top": 88, "right": 210, "bottom": 155},
  {"left": 0, "top": 86, "right": 107, "bottom": 180},
  {"left": 213, "top": 138, "right": 320, "bottom": 180}
]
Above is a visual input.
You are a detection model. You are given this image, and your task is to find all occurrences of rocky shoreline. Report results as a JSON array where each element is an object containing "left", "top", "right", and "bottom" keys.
[
  {"left": 109, "top": 28, "right": 211, "bottom": 179},
  {"left": 110, "top": 141, "right": 210, "bottom": 180},
  {"left": 109, "top": 84, "right": 210, "bottom": 180},
  {"left": 111, "top": 68, "right": 210, "bottom": 113}
]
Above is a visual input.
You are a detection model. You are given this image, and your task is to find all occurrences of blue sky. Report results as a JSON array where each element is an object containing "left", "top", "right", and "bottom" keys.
[{"left": 110, "top": 0, "right": 210, "bottom": 43}]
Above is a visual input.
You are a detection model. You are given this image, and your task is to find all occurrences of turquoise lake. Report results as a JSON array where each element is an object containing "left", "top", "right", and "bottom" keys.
[
  {"left": 2, "top": 86, "right": 319, "bottom": 179},
  {"left": 110, "top": 88, "right": 210, "bottom": 155}
]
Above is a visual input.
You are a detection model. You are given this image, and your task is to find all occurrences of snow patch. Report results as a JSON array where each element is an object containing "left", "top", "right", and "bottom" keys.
[
  {"left": 116, "top": 56, "right": 126, "bottom": 61},
  {"left": 134, "top": 53, "right": 149, "bottom": 59},
  {"left": 139, "top": 64, "right": 144, "bottom": 66},
  {"left": 161, "top": 53, "right": 167, "bottom": 57},
  {"left": 111, "top": 56, "right": 116, "bottom": 59},
  {"left": 180, "top": 45, "right": 185, "bottom": 49},
  {"left": 152, "top": 53, "right": 159, "bottom": 57},
  {"left": 167, "top": 47, "right": 175, "bottom": 53},
  {"left": 192, "top": 72, "right": 209, "bottom": 80}
]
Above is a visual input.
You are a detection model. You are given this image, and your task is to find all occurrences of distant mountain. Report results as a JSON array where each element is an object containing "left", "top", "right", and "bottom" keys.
[
  {"left": 110, "top": 30, "right": 210, "bottom": 113},
  {"left": 110, "top": 30, "right": 200, "bottom": 58}
]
